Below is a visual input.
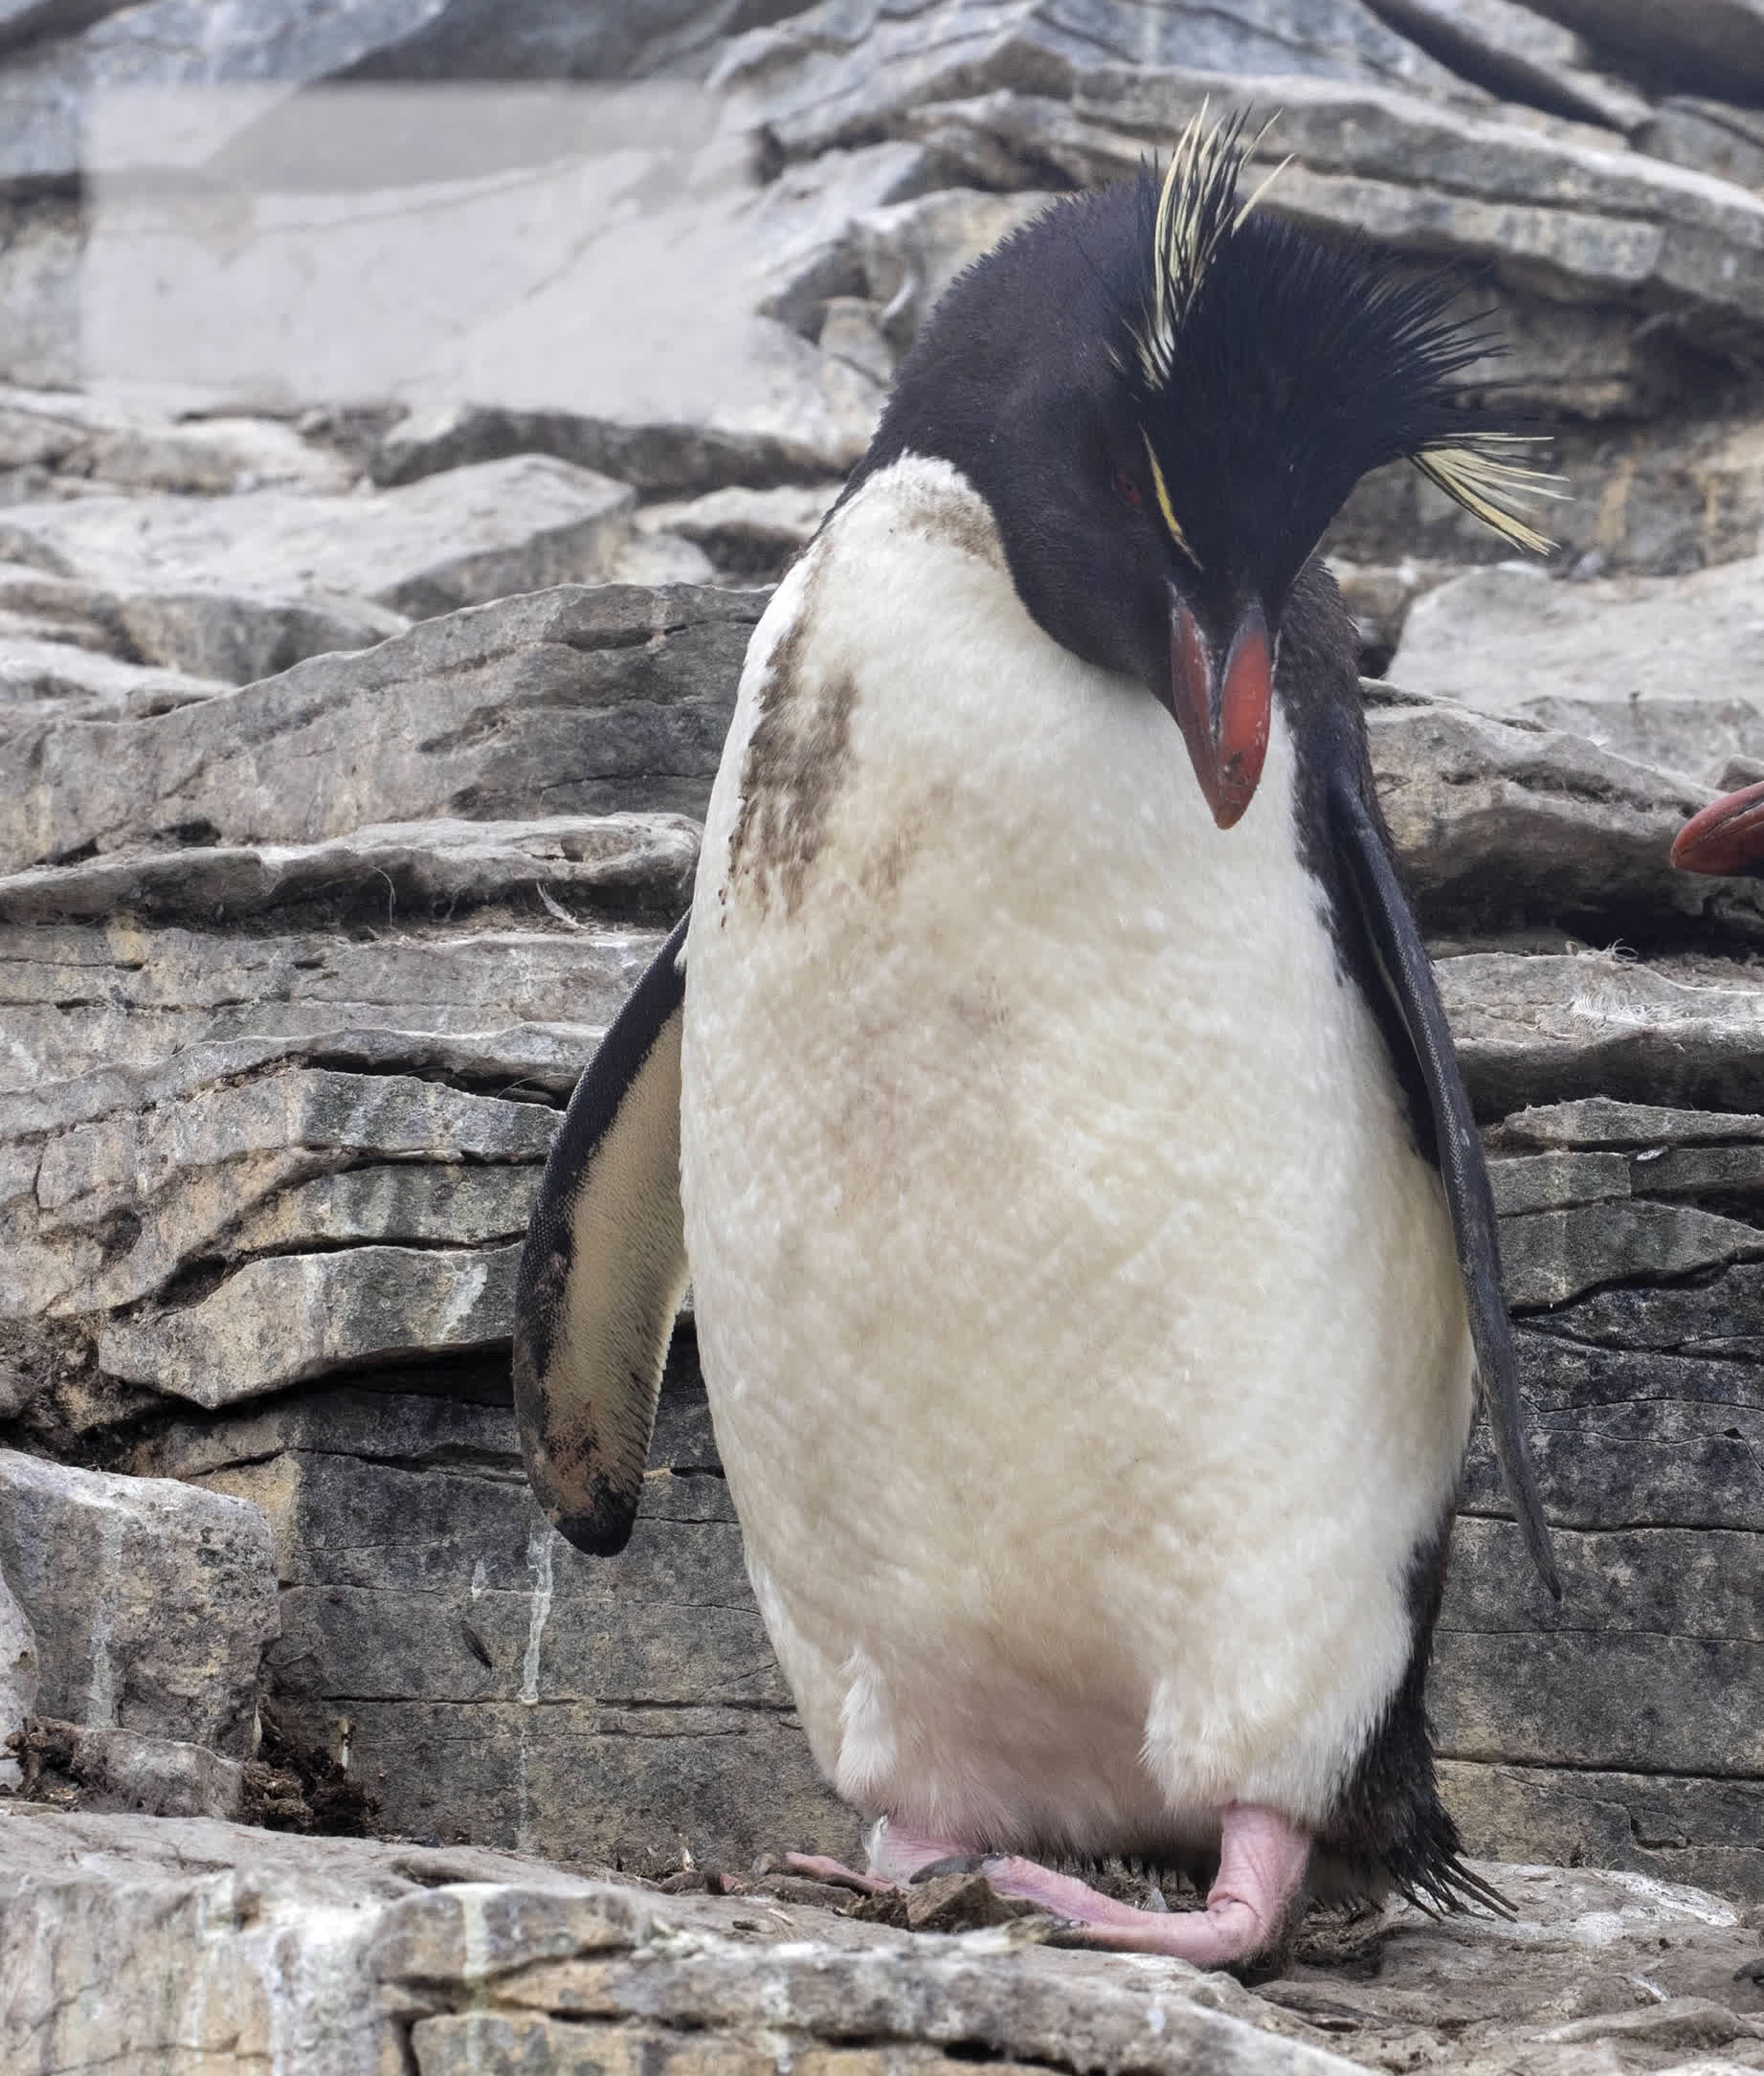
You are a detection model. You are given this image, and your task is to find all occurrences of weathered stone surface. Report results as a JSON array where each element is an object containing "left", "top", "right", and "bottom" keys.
[
  {"left": 0, "top": 388, "right": 352, "bottom": 492},
  {"left": 1500, "top": 1197, "right": 1764, "bottom": 1306},
  {"left": 138, "top": 1363, "right": 859, "bottom": 1869},
  {"left": 712, "top": 0, "right": 1476, "bottom": 165},
  {"left": 0, "top": 910, "right": 660, "bottom": 1086},
  {"left": 1365, "top": 688, "right": 1764, "bottom": 943},
  {"left": 1390, "top": 559, "right": 1764, "bottom": 780},
  {"left": 853, "top": 189, "right": 1054, "bottom": 355},
  {"left": 1494, "top": 1092, "right": 1764, "bottom": 1150},
  {"left": 1361, "top": 0, "right": 1652, "bottom": 132},
  {"left": 0, "top": 1567, "right": 36, "bottom": 1791},
  {"left": 372, "top": 345, "right": 881, "bottom": 494},
  {"left": 0, "top": 198, "right": 77, "bottom": 391},
  {"left": 1641, "top": 96, "right": 1764, "bottom": 190},
  {"left": 101, "top": 1243, "right": 522, "bottom": 1405},
  {"left": 0, "top": 1449, "right": 276, "bottom": 1753},
  {"left": 1486, "top": 1148, "right": 1630, "bottom": 1214},
  {"left": 911, "top": 67, "right": 1764, "bottom": 352},
  {"left": 0, "top": 627, "right": 224, "bottom": 718},
  {"left": 0, "top": 454, "right": 637, "bottom": 619},
  {"left": 1478, "top": 1313, "right": 1764, "bottom": 1531},
  {"left": 1526, "top": 0, "right": 1764, "bottom": 102},
  {"left": 11, "top": 1714, "right": 247, "bottom": 1819},
  {"left": 1, "top": 580, "right": 764, "bottom": 872},
  {"left": 0, "top": 552, "right": 411, "bottom": 685},
  {"left": 5, "top": 1050, "right": 563, "bottom": 1314},
  {"left": 0, "top": 813, "right": 699, "bottom": 926},
  {"left": 636, "top": 483, "right": 837, "bottom": 578},
  {"left": 1441, "top": 1760, "right": 1764, "bottom": 1901},
  {"left": 0, "top": 0, "right": 486, "bottom": 193},
  {"left": 0, "top": 1812, "right": 592, "bottom": 2076},
  {"left": 8, "top": 1809, "right": 1756, "bottom": 2076},
  {"left": 1337, "top": 408, "right": 1764, "bottom": 574},
  {"left": 1440, "top": 951, "right": 1764, "bottom": 1116}
]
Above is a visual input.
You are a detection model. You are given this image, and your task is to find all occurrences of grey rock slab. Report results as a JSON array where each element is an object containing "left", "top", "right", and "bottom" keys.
[
  {"left": 853, "top": 188, "right": 1056, "bottom": 352},
  {"left": 636, "top": 482, "right": 839, "bottom": 576},
  {"left": 1340, "top": 408, "right": 1764, "bottom": 573},
  {"left": 0, "top": 1566, "right": 37, "bottom": 1791},
  {"left": 1364, "top": 689, "right": 1764, "bottom": 942},
  {"left": 0, "top": 1447, "right": 276, "bottom": 1753},
  {"left": 1525, "top": 0, "right": 1764, "bottom": 101},
  {"left": 1444, "top": 1517, "right": 1763, "bottom": 1643},
  {"left": 60, "top": 413, "right": 354, "bottom": 495},
  {"left": 1641, "top": 96, "right": 1764, "bottom": 191},
  {"left": 0, "top": 454, "right": 637, "bottom": 619},
  {"left": 1486, "top": 1149, "right": 1631, "bottom": 1214},
  {"left": 1438, "top": 951, "right": 1764, "bottom": 1116},
  {"left": 1361, "top": 0, "right": 1653, "bottom": 132},
  {"left": 147, "top": 1370, "right": 855, "bottom": 1870},
  {"left": 1433, "top": 1621, "right": 1763, "bottom": 1775},
  {"left": 0, "top": 1806, "right": 1498, "bottom": 2076},
  {"left": 11, "top": 1059, "right": 562, "bottom": 1319},
  {"left": 1468, "top": 1312, "right": 1764, "bottom": 1531},
  {"left": 0, "top": 3, "right": 133, "bottom": 58},
  {"left": 372, "top": 337, "right": 882, "bottom": 495},
  {"left": 0, "top": 628, "right": 225, "bottom": 718},
  {"left": 606, "top": 529, "right": 715, "bottom": 588},
  {"left": 338, "top": 0, "right": 793, "bottom": 84},
  {"left": 114, "top": 587, "right": 410, "bottom": 685},
  {"left": 1076, "top": 66, "right": 1764, "bottom": 337},
  {"left": 0, "top": 197, "right": 78, "bottom": 391},
  {"left": 1440, "top": 1760, "right": 1764, "bottom": 1902},
  {"left": 2, "top": 580, "right": 764, "bottom": 872},
  {"left": 0, "top": 553, "right": 410, "bottom": 685},
  {"left": 0, "top": 1023, "right": 601, "bottom": 1146},
  {"left": 0, "top": 0, "right": 462, "bottom": 192},
  {"left": 1499, "top": 1197, "right": 1764, "bottom": 1306},
  {"left": 0, "top": 913, "right": 659, "bottom": 1090},
  {"left": 98, "top": 1241, "right": 522, "bottom": 1405},
  {"left": 14, "top": 1715, "right": 246, "bottom": 1819},
  {"left": 711, "top": 0, "right": 1477, "bottom": 164},
  {"left": 229, "top": 1162, "right": 538, "bottom": 1255},
  {"left": 1492, "top": 1094, "right": 1764, "bottom": 1149},
  {"left": 0, "top": 813, "right": 700, "bottom": 926},
  {"left": 0, "top": 388, "right": 346, "bottom": 491},
  {"left": 1389, "top": 560, "right": 1764, "bottom": 779}
]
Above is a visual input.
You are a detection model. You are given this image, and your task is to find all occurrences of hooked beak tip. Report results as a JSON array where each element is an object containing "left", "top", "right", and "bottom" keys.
[{"left": 1169, "top": 597, "right": 1272, "bottom": 829}]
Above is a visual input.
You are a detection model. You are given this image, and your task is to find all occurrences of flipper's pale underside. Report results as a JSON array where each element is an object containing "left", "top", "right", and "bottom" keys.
[{"left": 513, "top": 913, "right": 689, "bottom": 1554}]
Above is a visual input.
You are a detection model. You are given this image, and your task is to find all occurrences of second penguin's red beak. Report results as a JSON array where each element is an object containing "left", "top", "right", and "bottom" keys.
[
  {"left": 1167, "top": 595, "right": 1272, "bottom": 831},
  {"left": 1670, "top": 778, "right": 1764, "bottom": 878}
]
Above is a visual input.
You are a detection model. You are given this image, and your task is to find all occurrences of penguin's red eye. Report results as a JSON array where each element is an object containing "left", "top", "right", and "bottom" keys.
[{"left": 1112, "top": 468, "right": 1142, "bottom": 509}]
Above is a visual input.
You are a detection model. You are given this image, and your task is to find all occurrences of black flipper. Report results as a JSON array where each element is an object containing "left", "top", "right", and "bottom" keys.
[
  {"left": 513, "top": 913, "right": 690, "bottom": 1555},
  {"left": 1326, "top": 765, "right": 1561, "bottom": 1598}
]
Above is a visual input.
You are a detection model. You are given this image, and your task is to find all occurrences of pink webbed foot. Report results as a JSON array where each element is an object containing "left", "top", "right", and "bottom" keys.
[
  {"left": 872, "top": 1803, "right": 1311, "bottom": 1969},
  {"left": 778, "top": 1850, "right": 894, "bottom": 1894}
]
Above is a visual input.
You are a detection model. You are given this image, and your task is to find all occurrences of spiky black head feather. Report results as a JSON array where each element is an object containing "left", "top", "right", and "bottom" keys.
[
  {"left": 855, "top": 115, "right": 1556, "bottom": 700},
  {"left": 1121, "top": 111, "right": 1552, "bottom": 617}
]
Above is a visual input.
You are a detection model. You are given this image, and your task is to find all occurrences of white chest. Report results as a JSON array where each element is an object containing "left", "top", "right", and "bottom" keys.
[{"left": 679, "top": 457, "right": 1473, "bottom": 1854}]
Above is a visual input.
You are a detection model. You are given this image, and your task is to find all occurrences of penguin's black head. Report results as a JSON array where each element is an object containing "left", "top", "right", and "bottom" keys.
[{"left": 859, "top": 115, "right": 1555, "bottom": 828}]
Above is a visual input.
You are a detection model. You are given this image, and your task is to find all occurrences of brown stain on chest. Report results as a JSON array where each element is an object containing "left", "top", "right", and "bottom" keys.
[
  {"left": 727, "top": 562, "right": 858, "bottom": 917},
  {"left": 726, "top": 471, "right": 1007, "bottom": 918}
]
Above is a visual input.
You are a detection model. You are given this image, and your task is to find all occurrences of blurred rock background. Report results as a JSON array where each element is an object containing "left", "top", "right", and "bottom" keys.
[{"left": 0, "top": 0, "right": 1761, "bottom": 1930}]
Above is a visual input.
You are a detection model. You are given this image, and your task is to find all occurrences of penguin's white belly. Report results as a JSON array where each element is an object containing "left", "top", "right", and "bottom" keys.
[{"left": 680, "top": 457, "right": 1474, "bottom": 1855}]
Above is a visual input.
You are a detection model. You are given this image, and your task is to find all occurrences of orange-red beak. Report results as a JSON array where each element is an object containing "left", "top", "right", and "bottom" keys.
[
  {"left": 1167, "top": 595, "right": 1272, "bottom": 830},
  {"left": 1670, "top": 779, "right": 1764, "bottom": 878}
]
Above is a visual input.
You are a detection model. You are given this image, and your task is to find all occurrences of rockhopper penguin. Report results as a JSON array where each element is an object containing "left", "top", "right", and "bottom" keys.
[{"left": 514, "top": 115, "right": 1562, "bottom": 1969}]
